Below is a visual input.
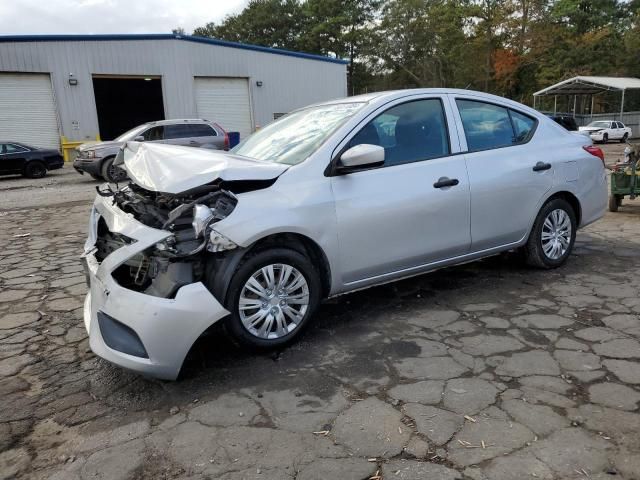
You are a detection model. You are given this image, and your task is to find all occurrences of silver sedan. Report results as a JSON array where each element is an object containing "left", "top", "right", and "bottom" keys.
[{"left": 82, "top": 89, "right": 608, "bottom": 379}]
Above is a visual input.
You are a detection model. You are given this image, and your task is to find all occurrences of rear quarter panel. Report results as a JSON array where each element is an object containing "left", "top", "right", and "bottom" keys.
[{"left": 546, "top": 132, "right": 607, "bottom": 228}]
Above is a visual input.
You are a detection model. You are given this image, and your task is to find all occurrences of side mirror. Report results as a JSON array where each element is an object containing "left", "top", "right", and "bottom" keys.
[
  {"left": 134, "top": 135, "right": 144, "bottom": 142},
  {"left": 337, "top": 144, "right": 384, "bottom": 172}
]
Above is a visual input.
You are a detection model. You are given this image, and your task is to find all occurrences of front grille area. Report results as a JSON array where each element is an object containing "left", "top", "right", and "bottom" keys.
[
  {"left": 95, "top": 217, "right": 150, "bottom": 291},
  {"left": 95, "top": 217, "right": 135, "bottom": 263}
]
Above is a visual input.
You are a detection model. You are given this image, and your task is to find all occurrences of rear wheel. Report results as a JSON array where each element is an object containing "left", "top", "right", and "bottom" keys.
[
  {"left": 524, "top": 198, "right": 576, "bottom": 269},
  {"left": 24, "top": 161, "right": 46, "bottom": 178},
  {"left": 621, "top": 133, "right": 629, "bottom": 143},
  {"left": 223, "top": 248, "right": 321, "bottom": 349}
]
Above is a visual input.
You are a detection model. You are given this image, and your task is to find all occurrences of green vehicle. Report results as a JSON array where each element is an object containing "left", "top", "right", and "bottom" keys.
[{"left": 609, "top": 143, "right": 639, "bottom": 212}]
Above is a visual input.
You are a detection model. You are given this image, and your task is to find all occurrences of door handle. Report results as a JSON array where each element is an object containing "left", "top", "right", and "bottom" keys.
[
  {"left": 532, "top": 161, "right": 552, "bottom": 172},
  {"left": 433, "top": 177, "right": 459, "bottom": 189}
]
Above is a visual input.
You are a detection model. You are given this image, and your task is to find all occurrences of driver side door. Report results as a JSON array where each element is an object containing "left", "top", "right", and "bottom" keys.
[{"left": 330, "top": 97, "right": 471, "bottom": 286}]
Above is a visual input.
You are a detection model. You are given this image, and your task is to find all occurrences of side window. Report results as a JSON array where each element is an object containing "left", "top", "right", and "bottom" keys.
[
  {"left": 5, "top": 144, "right": 28, "bottom": 153},
  {"left": 143, "top": 126, "right": 164, "bottom": 141},
  {"left": 0, "top": 144, "right": 6, "bottom": 154},
  {"left": 187, "top": 124, "right": 217, "bottom": 137},
  {"left": 510, "top": 110, "right": 536, "bottom": 142},
  {"left": 349, "top": 99, "right": 450, "bottom": 167},
  {"left": 456, "top": 100, "right": 514, "bottom": 151},
  {"left": 164, "top": 125, "right": 189, "bottom": 139}
]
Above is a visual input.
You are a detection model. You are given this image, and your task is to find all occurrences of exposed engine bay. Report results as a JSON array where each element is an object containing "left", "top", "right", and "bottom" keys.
[
  {"left": 94, "top": 181, "right": 241, "bottom": 299},
  {"left": 89, "top": 141, "right": 287, "bottom": 301}
]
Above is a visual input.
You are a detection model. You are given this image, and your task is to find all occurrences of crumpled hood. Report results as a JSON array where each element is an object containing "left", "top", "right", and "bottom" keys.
[
  {"left": 578, "top": 126, "right": 604, "bottom": 132},
  {"left": 122, "top": 142, "right": 289, "bottom": 194}
]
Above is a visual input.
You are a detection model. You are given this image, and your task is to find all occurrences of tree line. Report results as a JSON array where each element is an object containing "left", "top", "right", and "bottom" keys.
[{"left": 190, "top": 0, "right": 640, "bottom": 107}]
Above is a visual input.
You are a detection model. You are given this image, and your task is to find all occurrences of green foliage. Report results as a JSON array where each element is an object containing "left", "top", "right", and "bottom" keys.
[
  {"left": 192, "top": 0, "right": 639, "bottom": 103},
  {"left": 193, "top": 0, "right": 306, "bottom": 50}
]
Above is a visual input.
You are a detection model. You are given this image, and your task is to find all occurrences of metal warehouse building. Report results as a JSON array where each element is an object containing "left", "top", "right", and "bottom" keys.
[{"left": 0, "top": 34, "right": 347, "bottom": 156}]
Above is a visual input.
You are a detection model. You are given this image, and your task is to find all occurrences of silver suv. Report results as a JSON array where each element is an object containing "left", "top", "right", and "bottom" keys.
[{"left": 74, "top": 119, "right": 228, "bottom": 182}]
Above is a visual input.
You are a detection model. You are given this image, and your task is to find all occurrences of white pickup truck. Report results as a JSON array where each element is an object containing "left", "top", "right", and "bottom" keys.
[{"left": 579, "top": 120, "right": 632, "bottom": 143}]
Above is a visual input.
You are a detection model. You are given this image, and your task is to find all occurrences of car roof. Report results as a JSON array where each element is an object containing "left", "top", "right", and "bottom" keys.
[
  {"left": 144, "top": 119, "right": 213, "bottom": 127},
  {"left": 307, "top": 88, "right": 541, "bottom": 115}
]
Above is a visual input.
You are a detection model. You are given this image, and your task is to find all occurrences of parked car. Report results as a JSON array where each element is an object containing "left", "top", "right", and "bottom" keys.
[
  {"left": 0, "top": 142, "right": 63, "bottom": 178},
  {"left": 548, "top": 114, "right": 578, "bottom": 131},
  {"left": 73, "top": 119, "right": 229, "bottom": 182},
  {"left": 578, "top": 120, "right": 632, "bottom": 143},
  {"left": 82, "top": 89, "right": 607, "bottom": 379}
]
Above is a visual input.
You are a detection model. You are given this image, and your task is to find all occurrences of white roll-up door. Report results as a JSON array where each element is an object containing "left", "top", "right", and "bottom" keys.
[
  {"left": 194, "top": 77, "right": 252, "bottom": 139},
  {"left": 0, "top": 73, "right": 59, "bottom": 150}
]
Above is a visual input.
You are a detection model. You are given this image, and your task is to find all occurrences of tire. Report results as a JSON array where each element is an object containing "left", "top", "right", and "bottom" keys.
[
  {"left": 222, "top": 248, "right": 322, "bottom": 349},
  {"left": 609, "top": 194, "right": 619, "bottom": 212},
  {"left": 101, "top": 156, "right": 127, "bottom": 183},
  {"left": 24, "top": 161, "right": 46, "bottom": 178},
  {"left": 621, "top": 133, "right": 629, "bottom": 143},
  {"left": 90, "top": 174, "right": 103, "bottom": 181},
  {"left": 524, "top": 198, "right": 577, "bottom": 269},
  {"left": 602, "top": 133, "right": 608, "bottom": 144}
]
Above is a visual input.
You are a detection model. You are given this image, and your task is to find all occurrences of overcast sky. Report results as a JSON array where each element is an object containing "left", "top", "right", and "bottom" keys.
[{"left": 0, "top": 0, "right": 247, "bottom": 35}]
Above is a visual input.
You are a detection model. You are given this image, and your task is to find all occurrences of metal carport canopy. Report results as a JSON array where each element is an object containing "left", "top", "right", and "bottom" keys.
[
  {"left": 533, "top": 76, "right": 640, "bottom": 96},
  {"left": 532, "top": 76, "right": 640, "bottom": 119}
]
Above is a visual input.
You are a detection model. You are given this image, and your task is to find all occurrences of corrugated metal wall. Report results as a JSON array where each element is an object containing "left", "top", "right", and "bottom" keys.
[{"left": 0, "top": 38, "right": 347, "bottom": 143}]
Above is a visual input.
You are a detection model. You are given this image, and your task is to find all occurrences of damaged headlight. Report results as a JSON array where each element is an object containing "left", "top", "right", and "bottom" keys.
[
  {"left": 192, "top": 204, "right": 214, "bottom": 238},
  {"left": 207, "top": 229, "right": 237, "bottom": 253},
  {"left": 154, "top": 236, "right": 176, "bottom": 252}
]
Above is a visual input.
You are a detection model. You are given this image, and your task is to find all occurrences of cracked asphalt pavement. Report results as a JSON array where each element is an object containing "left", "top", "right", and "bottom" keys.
[{"left": 1, "top": 143, "right": 640, "bottom": 480}]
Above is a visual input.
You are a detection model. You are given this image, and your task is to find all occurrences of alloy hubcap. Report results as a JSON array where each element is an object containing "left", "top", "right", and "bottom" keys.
[
  {"left": 239, "top": 263, "right": 309, "bottom": 339},
  {"left": 541, "top": 209, "right": 572, "bottom": 260}
]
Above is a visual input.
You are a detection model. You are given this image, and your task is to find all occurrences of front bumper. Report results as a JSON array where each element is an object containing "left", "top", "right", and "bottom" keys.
[
  {"left": 73, "top": 157, "right": 102, "bottom": 176},
  {"left": 82, "top": 194, "right": 230, "bottom": 380},
  {"left": 589, "top": 132, "right": 605, "bottom": 141}
]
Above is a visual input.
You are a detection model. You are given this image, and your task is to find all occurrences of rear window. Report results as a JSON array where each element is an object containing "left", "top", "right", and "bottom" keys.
[{"left": 456, "top": 99, "right": 536, "bottom": 152}]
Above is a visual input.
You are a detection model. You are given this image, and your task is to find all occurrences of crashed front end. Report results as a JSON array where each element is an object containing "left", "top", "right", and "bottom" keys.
[{"left": 81, "top": 142, "right": 286, "bottom": 380}]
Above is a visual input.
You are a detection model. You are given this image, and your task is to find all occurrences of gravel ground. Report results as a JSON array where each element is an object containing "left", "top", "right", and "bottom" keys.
[{"left": 1, "top": 144, "right": 640, "bottom": 480}]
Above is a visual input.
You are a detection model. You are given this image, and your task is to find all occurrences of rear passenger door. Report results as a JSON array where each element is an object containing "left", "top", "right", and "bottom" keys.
[{"left": 450, "top": 95, "right": 553, "bottom": 252}]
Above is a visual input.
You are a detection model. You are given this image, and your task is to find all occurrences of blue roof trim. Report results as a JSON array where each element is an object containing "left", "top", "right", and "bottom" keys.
[{"left": 0, "top": 33, "right": 349, "bottom": 65}]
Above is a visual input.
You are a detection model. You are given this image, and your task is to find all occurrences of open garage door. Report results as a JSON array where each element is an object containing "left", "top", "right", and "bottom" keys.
[
  {"left": 93, "top": 76, "right": 165, "bottom": 140},
  {"left": 0, "top": 73, "right": 59, "bottom": 150},
  {"left": 195, "top": 78, "right": 253, "bottom": 140}
]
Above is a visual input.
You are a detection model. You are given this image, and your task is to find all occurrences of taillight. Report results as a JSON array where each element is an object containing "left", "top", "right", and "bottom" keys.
[
  {"left": 224, "top": 132, "right": 230, "bottom": 151},
  {"left": 583, "top": 145, "right": 605, "bottom": 166}
]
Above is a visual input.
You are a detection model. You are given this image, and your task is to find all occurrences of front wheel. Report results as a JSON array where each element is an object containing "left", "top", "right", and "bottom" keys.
[
  {"left": 101, "top": 157, "right": 127, "bottom": 183},
  {"left": 524, "top": 198, "right": 577, "bottom": 269},
  {"left": 621, "top": 133, "right": 629, "bottom": 143},
  {"left": 223, "top": 248, "right": 321, "bottom": 348},
  {"left": 602, "top": 133, "right": 608, "bottom": 144}
]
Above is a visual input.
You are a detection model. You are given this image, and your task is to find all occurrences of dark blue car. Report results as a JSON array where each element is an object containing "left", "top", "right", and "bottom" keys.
[{"left": 0, "top": 142, "right": 64, "bottom": 178}]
